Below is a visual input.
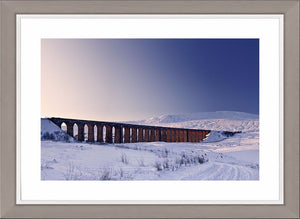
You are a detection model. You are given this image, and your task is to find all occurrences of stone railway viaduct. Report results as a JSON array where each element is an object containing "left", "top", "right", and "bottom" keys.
[{"left": 49, "top": 117, "right": 211, "bottom": 144}]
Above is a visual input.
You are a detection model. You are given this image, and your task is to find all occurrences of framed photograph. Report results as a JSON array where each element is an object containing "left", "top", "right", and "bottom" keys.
[{"left": 1, "top": 0, "right": 299, "bottom": 218}]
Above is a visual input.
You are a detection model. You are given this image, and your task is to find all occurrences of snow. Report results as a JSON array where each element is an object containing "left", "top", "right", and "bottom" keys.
[
  {"left": 41, "top": 111, "right": 259, "bottom": 180},
  {"left": 129, "top": 111, "right": 259, "bottom": 132},
  {"left": 41, "top": 118, "right": 75, "bottom": 142},
  {"left": 41, "top": 118, "right": 63, "bottom": 133}
]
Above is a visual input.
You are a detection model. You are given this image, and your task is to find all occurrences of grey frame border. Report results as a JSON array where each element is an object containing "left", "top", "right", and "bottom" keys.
[
  {"left": 16, "top": 13, "right": 284, "bottom": 206},
  {"left": 1, "top": 0, "right": 299, "bottom": 218}
]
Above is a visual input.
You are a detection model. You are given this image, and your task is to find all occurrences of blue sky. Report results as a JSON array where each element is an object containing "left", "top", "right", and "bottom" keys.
[{"left": 41, "top": 39, "right": 259, "bottom": 121}]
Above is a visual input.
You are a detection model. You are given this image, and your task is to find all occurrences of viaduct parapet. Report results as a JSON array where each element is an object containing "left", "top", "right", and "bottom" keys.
[{"left": 49, "top": 117, "right": 211, "bottom": 143}]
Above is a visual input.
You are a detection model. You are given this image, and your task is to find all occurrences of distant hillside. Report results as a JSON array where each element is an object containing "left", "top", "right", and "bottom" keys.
[{"left": 129, "top": 111, "right": 259, "bottom": 132}]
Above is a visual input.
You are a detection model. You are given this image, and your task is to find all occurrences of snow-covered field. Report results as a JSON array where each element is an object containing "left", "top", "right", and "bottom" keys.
[{"left": 41, "top": 111, "right": 259, "bottom": 180}]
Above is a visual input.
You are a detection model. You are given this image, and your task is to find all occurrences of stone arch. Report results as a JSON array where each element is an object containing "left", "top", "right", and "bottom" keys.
[
  {"left": 105, "top": 124, "right": 112, "bottom": 143},
  {"left": 129, "top": 128, "right": 132, "bottom": 143},
  {"left": 96, "top": 124, "right": 103, "bottom": 143},
  {"left": 143, "top": 129, "right": 146, "bottom": 141},
  {"left": 94, "top": 125, "right": 97, "bottom": 142},
  {"left": 73, "top": 123, "right": 78, "bottom": 140},
  {"left": 175, "top": 129, "right": 180, "bottom": 142},
  {"left": 131, "top": 127, "right": 137, "bottom": 143},
  {"left": 77, "top": 123, "right": 84, "bottom": 141},
  {"left": 122, "top": 127, "right": 125, "bottom": 143},
  {"left": 138, "top": 127, "right": 143, "bottom": 142},
  {"left": 183, "top": 130, "right": 188, "bottom": 142},
  {"left": 60, "top": 121, "right": 74, "bottom": 138},
  {"left": 150, "top": 128, "right": 155, "bottom": 142},
  {"left": 144, "top": 129, "right": 150, "bottom": 142},
  {"left": 114, "top": 125, "right": 121, "bottom": 143},
  {"left": 124, "top": 126, "right": 130, "bottom": 143},
  {"left": 60, "top": 122, "right": 67, "bottom": 132},
  {"left": 155, "top": 128, "right": 160, "bottom": 141},
  {"left": 84, "top": 124, "right": 88, "bottom": 141},
  {"left": 103, "top": 125, "right": 107, "bottom": 142},
  {"left": 112, "top": 126, "right": 115, "bottom": 143},
  {"left": 171, "top": 129, "right": 176, "bottom": 142},
  {"left": 86, "top": 123, "right": 94, "bottom": 142},
  {"left": 166, "top": 129, "right": 172, "bottom": 142}
]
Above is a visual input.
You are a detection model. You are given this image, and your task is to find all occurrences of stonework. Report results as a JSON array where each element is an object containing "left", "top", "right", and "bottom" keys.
[
  {"left": 114, "top": 126, "right": 121, "bottom": 143},
  {"left": 105, "top": 125, "right": 112, "bottom": 143},
  {"left": 138, "top": 128, "right": 143, "bottom": 142},
  {"left": 48, "top": 117, "right": 224, "bottom": 144},
  {"left": 124, "top": 127, "right": 130, "bottom": 143},
  {"left": 131, "top": 127, "right": 137, "bottom": 143}
]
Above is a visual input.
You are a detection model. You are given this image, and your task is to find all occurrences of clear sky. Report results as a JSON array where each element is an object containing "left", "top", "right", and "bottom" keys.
[{"left": 41, "top": 39, "right": 259, "bottom": 121}]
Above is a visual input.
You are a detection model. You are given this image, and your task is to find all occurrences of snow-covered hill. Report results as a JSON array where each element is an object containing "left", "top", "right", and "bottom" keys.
[
  {"left": 129, "top": 111, "right": 259, "bottom": 132},
  {"left": 41, "top": 118, "right": 75, "bottom": 142}
]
